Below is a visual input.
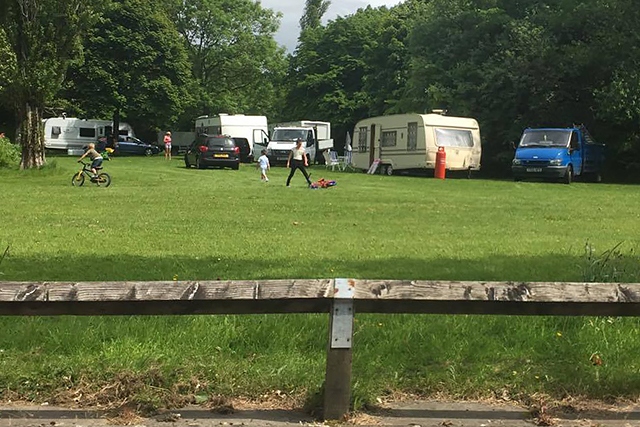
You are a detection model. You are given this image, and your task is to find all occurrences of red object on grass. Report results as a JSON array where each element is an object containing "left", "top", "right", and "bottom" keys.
[{"left": 435, "top": 146, "right": 446, "bottom": 179}]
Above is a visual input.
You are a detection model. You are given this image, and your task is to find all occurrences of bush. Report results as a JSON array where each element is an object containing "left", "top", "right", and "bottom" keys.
[{"left": 0, "top": 136, "right": 20, "bottom": 168}]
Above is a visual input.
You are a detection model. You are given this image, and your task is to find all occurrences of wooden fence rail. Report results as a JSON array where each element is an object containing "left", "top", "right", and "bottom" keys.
[{"left": 2, "top": 278, "right": 640, "bottom": 419}]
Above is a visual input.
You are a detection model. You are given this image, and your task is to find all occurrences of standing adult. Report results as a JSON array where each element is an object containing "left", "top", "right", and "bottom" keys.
[
  {"left": 163, "top": 131, "right": 172, "bottom": 160},
  {"left": 286, "top": 138, "right": 312, "bottom": 187}
]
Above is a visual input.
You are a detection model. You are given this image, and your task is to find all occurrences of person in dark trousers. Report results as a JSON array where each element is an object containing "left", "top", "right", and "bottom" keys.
[{"left": 286, "top": 138, "right": 312, "bottom": 187}]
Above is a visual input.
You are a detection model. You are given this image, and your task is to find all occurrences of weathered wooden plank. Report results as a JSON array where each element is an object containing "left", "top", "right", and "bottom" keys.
[
  {"left": 3, "top": 280, "right": 640, "bottom": 303},
  {"left": 0, "top": 299, "right": 333, "bottom": 316},
  {"left": 0, "top": 280, "right": 334, "bottom": 302},
  {"left": 349, "top": 280, "right": 640, "bottom": 303},
  {"left": 2, "top": 280, "right": 640, "bottom": 316}
]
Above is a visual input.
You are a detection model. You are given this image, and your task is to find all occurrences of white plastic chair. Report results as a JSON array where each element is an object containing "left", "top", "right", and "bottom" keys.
[{"left": 326, "top": 150, "right": 342, "bottom": 171}]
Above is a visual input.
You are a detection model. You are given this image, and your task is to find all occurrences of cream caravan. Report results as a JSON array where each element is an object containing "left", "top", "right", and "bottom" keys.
[
  {"left": 351, "top": 113, "right": 481, "bottom": 175},
  {"left": 43, "top": 117, "right": 135, "bottom": 151}
]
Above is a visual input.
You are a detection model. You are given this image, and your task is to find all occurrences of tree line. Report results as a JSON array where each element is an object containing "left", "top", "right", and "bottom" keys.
[{"left": 1, "top": 0, "right": 639, "bottom": 180}]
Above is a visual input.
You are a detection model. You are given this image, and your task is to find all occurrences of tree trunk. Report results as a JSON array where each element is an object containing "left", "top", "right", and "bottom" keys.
[{"left": 19, "top": 102, "right": 46, "bottom": 169}]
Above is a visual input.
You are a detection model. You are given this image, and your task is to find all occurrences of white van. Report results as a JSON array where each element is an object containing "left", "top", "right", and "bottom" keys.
[
  {"left": 351, "top": 113, "right": 481, "bottom": 175},
  {"left": 194, "top": 114, "right": 269, "bottom": 158},
  {"left": 255, "top": 120, "right": 333, "bottom": 165},
  {"left": 44, "top": 117, "right": 135, "bottom": 152}
]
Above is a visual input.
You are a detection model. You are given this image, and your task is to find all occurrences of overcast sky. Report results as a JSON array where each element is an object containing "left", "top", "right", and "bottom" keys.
[{"left": 260, "top": 0, "right": 405, "bottom": 52}]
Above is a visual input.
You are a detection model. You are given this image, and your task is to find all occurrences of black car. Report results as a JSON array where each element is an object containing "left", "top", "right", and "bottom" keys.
[
  {"left": 184, "top": 135, "right": 240, "bottom": 170},
  {"left": 231, "top": 137, "right": 252, "bottom": 163},
  {"left": 115, "top": 136, "right": 161, "bottom": 156}
]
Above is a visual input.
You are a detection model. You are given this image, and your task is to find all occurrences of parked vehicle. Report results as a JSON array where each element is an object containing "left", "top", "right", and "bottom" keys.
[
  {"left": 114, "top": 136, "right": 161, "bottom": 156},
  {"left": 193, "top": 114, "right": 269, "bottom": 160},
  {"left": 511, "top": 125, "right": 605, "bottom": 184},
  {"left": 44, "top": 116, "right": 135, "bottom": 153},
  {"left": 230, "top": 137, "right": 252, "bottom": 163},
  {"left": 184, "top": 135, "right": 240, "bottom": 170},
  {"left": 351, "top": 112, "right": 481, "bottom": 176},
  {"left": 254, "top": 120, "right": 333, "bottom": 165}
]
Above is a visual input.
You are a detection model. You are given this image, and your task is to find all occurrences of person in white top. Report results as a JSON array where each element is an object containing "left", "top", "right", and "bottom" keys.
[
  {"left": 257, "top": 149, "right": 270, "bottom": 182},
  {"left": 286, "top": 138, "right": 312, "bottom": 187}
]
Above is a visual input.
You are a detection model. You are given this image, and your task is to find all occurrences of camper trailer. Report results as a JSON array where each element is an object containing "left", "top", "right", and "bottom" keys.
[
  {"left": 43, "top": 117, "right": 135, "bottom": 152},
  {"left": 351, "top": 113, "right": 482, "bottom": 175},
  {"left": 194, "top": 114, "right": 269, "bottom": 159}
]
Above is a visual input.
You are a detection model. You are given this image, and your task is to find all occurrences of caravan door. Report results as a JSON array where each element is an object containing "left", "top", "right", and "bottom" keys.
[{"left": 369, "top": 124, "right": 377, "bottom": 166}]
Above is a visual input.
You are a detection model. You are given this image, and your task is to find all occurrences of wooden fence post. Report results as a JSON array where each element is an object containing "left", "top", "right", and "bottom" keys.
[{"left": 323, "top": 278, "right": 354, "bottom": 420}]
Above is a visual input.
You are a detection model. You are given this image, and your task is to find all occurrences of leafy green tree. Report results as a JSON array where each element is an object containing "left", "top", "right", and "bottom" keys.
[
  {"left": 284, "top": 6, "right": 390, "bottom": 127},
  {"left": 300, "top": 0, "right": 331, "bottom": 31},
  {"left": 62, "top": 0, "right": 194, "bottom": 139},
  {"left": 0, "top": 0, "right": 101, "bottom": 168},
  {"left": 168, "top": 0, "right": 287, "bottom": 122}
]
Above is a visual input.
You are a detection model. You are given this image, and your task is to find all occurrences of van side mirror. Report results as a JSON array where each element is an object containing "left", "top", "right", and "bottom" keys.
[{"left": 263, "top": 137, "right": 268, "bottom": 144}]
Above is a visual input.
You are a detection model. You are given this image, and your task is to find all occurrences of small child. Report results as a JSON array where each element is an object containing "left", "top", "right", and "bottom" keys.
[
  {"left": 78, "top": 143, "right": 103, "bottom": 179},
  {"left": 257, "top": 149, "right": 270, "bottom": 182}
]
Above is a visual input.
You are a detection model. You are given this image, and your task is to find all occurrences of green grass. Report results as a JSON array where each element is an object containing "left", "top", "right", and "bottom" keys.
[{"left": 0, "top": 155, "right": 639, "bottom": 410}]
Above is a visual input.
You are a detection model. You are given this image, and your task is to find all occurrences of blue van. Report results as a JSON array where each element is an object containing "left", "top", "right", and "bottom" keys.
[{"left": 511, "top": 125, "right": 605, "bottom": 184}]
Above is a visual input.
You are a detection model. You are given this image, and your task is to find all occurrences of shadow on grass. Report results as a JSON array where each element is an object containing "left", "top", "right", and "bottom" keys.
[{"left": 3, "top": 251, "right": 639, "bottom": 283}]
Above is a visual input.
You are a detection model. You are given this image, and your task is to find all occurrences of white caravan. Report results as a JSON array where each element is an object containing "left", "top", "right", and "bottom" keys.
[
  {"left": 43, "top": 117, "right": 135, "bottom": 152},
  {"left": 351, "top": 113, "right": 481, "bottom": 175},
  {"left": 255, "top": 120, "right": 333, "bottom": 164},
  {"left": 194, "top": 114, "right": 269, "bottom": 157}
]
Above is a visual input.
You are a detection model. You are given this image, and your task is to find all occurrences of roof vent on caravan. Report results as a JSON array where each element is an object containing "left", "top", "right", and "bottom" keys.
[{"left": 432, "top": 109, "right": 448, "bottom": 115}]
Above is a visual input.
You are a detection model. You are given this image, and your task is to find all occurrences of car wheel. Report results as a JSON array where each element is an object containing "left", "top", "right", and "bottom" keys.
[
  {"left": 232, "top": 162, "right": 240, "bottom": 170},
  {"left": 144, "top": 148, "right": 153, "bottom": 156},
  {"left": 563, "top": 165, "right": 573, "bottom": 184},
  {"left": 197, "top": 157, "right": 206, "bottom": 169},
  {"left": 185, "top": 156, "right": 191, "bottom": 168}
]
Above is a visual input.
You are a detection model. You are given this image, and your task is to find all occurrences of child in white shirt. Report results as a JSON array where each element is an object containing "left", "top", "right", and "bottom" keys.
[{"left": 258, "top": 149, "right": 270, "bottom": 182}]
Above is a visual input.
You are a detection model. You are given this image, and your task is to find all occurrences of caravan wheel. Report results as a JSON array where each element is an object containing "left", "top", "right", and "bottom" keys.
[{"left": 385, "top": 164, "right": 393, "bottom": 176}]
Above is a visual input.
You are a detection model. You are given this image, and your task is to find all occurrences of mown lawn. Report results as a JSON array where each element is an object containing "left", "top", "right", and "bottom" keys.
[{"left": 0, "top": 155, "right": 639, "bottom": 410}]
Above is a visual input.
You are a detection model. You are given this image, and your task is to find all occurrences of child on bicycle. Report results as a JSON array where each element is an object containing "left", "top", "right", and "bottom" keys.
[{"left": 78, "top": 143, "right": 103, "bottom": 179}]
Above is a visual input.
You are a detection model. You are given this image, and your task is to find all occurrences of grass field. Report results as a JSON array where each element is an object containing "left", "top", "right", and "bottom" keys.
[{"left": 0, "top": 155, "right": 639, "bottom": 411}]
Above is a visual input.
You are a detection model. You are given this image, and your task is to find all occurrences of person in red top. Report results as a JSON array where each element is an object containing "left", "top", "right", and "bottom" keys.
[{"left": 163, "top": 131, "right": 172, "bottom": 160}]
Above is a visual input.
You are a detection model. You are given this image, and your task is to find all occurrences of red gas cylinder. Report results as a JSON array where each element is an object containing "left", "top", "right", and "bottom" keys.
[{"left": 435, "top": 146, "right": 446, "bottom": 179}]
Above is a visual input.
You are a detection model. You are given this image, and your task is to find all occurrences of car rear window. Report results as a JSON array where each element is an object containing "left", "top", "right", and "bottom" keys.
[
  {"left": 232, "top": 138, "right": 249, "bottom": 147},
  {"left": 206, "top": 138, "right": 235, "bottom": 148}
]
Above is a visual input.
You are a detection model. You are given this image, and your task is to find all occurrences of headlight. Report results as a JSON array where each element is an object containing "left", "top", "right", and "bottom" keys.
[
  {"left": 512, "top": 159, "right": 522, "bottom": 165},
  {"left": 549, "top": 159, "right": 562, "bottom": 166}
]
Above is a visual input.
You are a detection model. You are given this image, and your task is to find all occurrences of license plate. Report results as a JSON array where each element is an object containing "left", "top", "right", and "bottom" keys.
[
  {"left": 214, "top": 154, "right": 228, "bottom": 158},
  {"left": 526, "top": 167, "right": 542, "bottom": 172}
]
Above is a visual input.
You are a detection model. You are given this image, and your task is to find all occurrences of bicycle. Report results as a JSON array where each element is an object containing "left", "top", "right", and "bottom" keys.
[{"left": 71, "top": 160, "right": 111, "bottom": 187}]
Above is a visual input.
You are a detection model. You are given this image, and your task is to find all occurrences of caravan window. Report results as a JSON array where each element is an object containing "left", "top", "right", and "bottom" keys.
[
  {"left": 381, "top": 131, "right": 397, "bottom": 147},
  {"left": 51, "top": 126, "right": 61, "bottom": 136},
  {"left": 357, "top": 127, "right": 368, "bottom": 152},
  {"left": 435, "top": 128, "right": 473, "bottom": 148},
  {"left": 79, "top": 127, "right": 96, "bottom": 138},
  {"left": 407, "top": 122, "right": 417, "bottom": 151}
]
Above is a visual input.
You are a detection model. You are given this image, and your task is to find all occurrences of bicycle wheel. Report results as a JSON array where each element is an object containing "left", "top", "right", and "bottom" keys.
[
  {"left": 96, "top": 173, "right": 111, "bottom": 187},
  {"left": 71, "top": 172, "right": 85, "bottom": 186}
]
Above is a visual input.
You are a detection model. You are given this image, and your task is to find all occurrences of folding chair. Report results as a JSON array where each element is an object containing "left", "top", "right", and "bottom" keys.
[{"left": 326, "top": 150, "right": 342, "bottom": 171}]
